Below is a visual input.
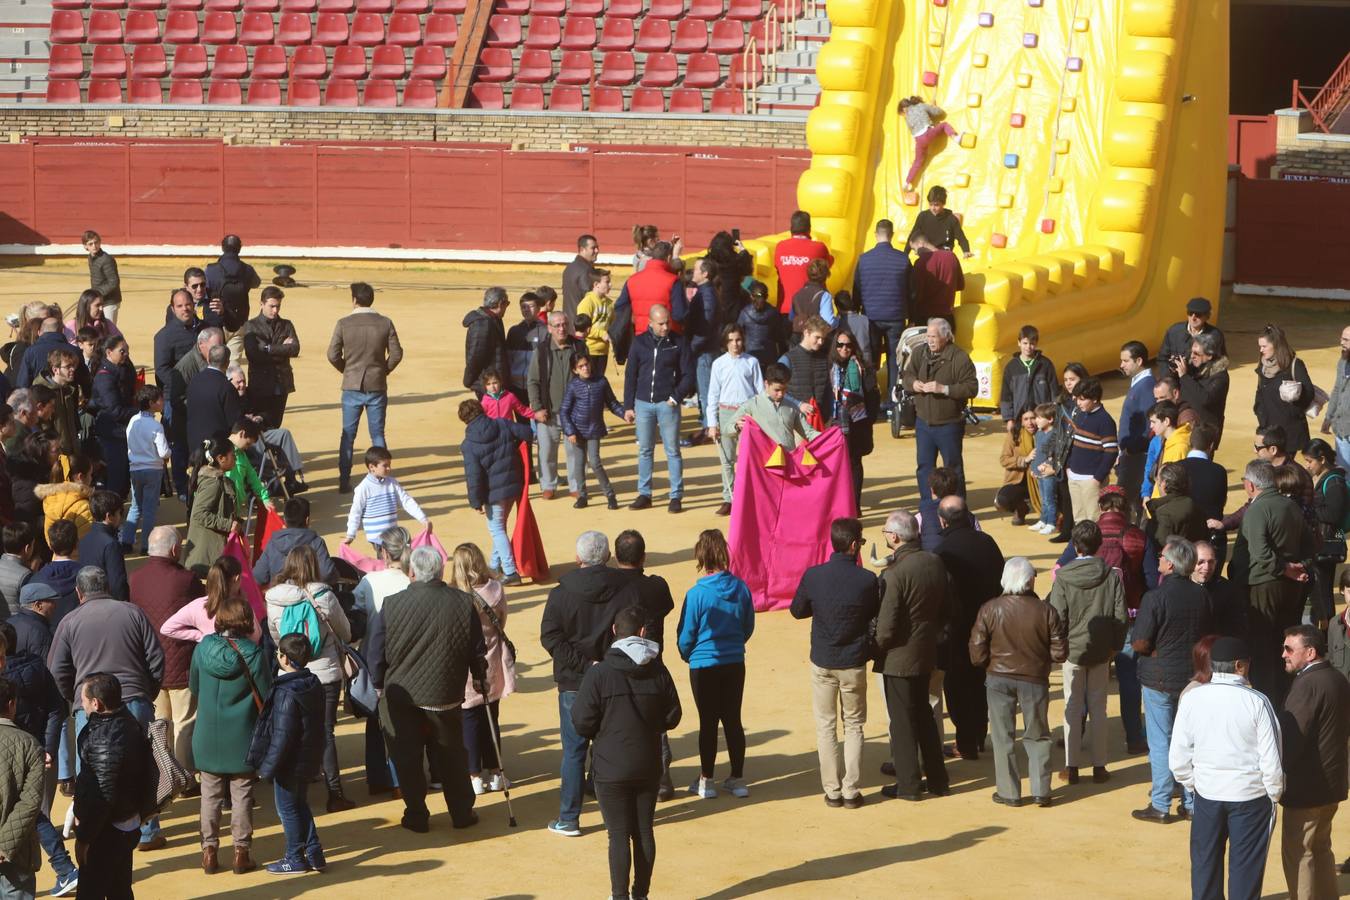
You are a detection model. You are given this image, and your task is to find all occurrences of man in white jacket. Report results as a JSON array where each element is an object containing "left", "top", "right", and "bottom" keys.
[{"left": 1170, "top": 636, "right": 1284, "bottom": 900}]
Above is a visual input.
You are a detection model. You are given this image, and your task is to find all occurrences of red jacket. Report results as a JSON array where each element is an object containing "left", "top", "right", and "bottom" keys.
[
  {"left": 621, "top": 260, "right": 682, "bottom": 335},
  {"left": 129, "top": 555, "right": 204, "bottom": 690},
  {"left": 773, "top": 234, "right": 833, "bottom": 311},
  {"left": 914, "top": 248, "right": 965, "bottom": 320}
]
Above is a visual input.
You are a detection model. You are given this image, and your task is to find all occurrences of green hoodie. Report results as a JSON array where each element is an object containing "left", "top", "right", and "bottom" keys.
[
  {"left": 189, "top": 634, "right": 273, "bottom": 775},
  {"left": 1047, "top": 556, "right": 1128, "bottom": 665}
]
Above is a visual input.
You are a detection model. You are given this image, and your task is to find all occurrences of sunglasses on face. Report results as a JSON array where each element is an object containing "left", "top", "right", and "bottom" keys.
[
  {"left": 835, "top": 341, "right": 853, "bottom": 349},
  {"left": 1254, "top": 444, "right": 1267, "bottom": 451}
]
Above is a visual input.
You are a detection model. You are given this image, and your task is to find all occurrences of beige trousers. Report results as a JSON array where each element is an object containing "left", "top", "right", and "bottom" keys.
[
  {"left": 811, "top": 665, "right": 868, "bottom": 800},
  {"left": 200, "top": 773, "right": 256, "bottom": 849},
  {"left": 1281, "top": 802, "right": 1338, "bottom": 900},
  {"left": 155, "top": 687, "right": 197, "bottom": 771}
]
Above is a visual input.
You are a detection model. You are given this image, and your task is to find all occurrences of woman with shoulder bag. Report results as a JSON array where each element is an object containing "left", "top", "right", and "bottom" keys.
[
  {"left": 449, "top": 543, "right": 517, "bottom": 796},
  {"left": 1254, "top": 323, "right": 1316, "bottom": 454},
  {"left": 353, "top": 526, "right": 413, "bottom": 797},
  {"left": 265, "top": 544, "right": 354, "bottom": 812},
  {"left": 190, "top": 588, "right": 273, "bottom": 875},
  {"left": 1303, "top": 439, "right": 1348, "bottom": 627}
]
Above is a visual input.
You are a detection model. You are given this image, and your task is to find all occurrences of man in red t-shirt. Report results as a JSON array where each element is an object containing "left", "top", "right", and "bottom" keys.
[
  {"left": 773, "top": 210, "right": 834, "bottom": 313},
  {"left": 911, "top": 236, "right": 964, "bottom": 328}
]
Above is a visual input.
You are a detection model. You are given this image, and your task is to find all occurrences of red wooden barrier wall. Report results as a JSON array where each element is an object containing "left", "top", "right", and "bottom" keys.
[
  {"left": 1227, "top": 115, "right": 1277, "bottom": 180},
  {"left": 1234, "top": 177, "right": 1350, "bottom": 289},
  {"left": 0, "top": 138, "right": 810, "bottom": 253}
]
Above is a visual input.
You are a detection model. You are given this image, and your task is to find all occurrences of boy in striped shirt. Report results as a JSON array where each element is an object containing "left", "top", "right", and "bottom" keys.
[
  {"left": 341, "top": 446, "right": 431, "bottom": 548},
  {"left": 1065, "top": 377, "right": 1119, "bottom": 527}
]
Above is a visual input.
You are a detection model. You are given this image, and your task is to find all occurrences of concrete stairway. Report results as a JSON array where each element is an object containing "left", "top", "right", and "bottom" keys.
[
  {"left": 754, "top": 7, "right": 823, "bottom": 117},
  {"left": 0, "top": 0, "right": 53, "bottom": 102}
]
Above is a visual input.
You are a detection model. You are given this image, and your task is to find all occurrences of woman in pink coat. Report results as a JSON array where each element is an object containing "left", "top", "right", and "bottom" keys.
[
  {"left": 161, "top": 556, "right": 263, "bottom": 644},
  {"left": 449, "top": 542, "right": 517, "bottom": 795}
]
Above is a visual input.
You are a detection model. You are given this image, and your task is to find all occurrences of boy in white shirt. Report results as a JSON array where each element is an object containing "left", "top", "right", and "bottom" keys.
[{"left": 122, "top": 385, "right": 170, "bottom": 553}]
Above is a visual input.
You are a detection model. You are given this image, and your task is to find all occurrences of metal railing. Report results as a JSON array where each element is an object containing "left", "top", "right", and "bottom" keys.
[
  {"left": 741, "top": 35, "right": 758, "bottom": 114},
  {"left": 1292, "top": 50, "right": 1350, "bottom": 134}
]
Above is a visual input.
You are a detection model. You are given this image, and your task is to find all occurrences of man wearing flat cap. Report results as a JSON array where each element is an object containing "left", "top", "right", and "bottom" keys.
[
  {"left": 10, "top": 582, "right": 61, "bottom": 661},
  {"left": 1158, "top": 297, "right": 1226, "bottom": 379},
  {"left": 1170, "top": 635, "right": 1284, "bottom": 900}
]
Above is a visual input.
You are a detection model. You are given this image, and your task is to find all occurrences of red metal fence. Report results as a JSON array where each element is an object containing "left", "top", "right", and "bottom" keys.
[{"left": 1234, "top": 177, "right": 1350, "bottom": 289}]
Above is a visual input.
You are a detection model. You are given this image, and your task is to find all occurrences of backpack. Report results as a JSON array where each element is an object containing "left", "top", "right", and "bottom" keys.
[
  {"left": 1319, "top": 472, "right": 1350, "bottom": 534},
  {"left": 278, "top": 592, "right": 325, "bottom": 658},
  {"left": 1097, "top": 531, "right": 1143, "bottom": 608}
]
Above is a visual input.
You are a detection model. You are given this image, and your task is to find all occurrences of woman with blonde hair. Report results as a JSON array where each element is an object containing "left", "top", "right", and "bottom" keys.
[
  {"left": 353, "top": 526, "right": 413, "bottom": 795},
  {"left": 449, "top": 542, "right": 516, "bottom": 795}
]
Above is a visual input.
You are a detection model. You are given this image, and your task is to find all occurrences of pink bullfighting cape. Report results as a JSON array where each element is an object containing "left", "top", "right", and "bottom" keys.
[{"left": 727, "top": 418, "right": 856, "bottom": 612}]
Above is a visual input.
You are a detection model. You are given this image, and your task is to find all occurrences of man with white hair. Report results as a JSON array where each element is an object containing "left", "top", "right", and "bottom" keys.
[
  {"left": 539, "top": 531, "right": 631, "bottom": 836},
  {"left": 901, "top": 318, "right": 978, "bottom": 503},
  {"left": 365, "top": 547, "right": 488, "bottom": 834},
  {"left": 969, "top": 557, "right": 1067, "bottom": 807},
  {"left": 186, "top": 344, "right": 241, "bottom": 451}
]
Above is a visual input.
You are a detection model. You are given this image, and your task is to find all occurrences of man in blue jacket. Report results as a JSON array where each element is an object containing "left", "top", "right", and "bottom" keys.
[
  {"left": 852, "top": 220, "right": 912, "bottom": 407},
  {"left": 623, "top": 305, "right": 695, "bottom": 514},
  {"left": 1116, "top": 341, "right": 1155, "bottom": 522}
]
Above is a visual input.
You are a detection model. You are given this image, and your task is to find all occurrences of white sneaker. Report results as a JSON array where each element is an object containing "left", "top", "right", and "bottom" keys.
[
  {"left": 1035, "top": 522, "right": 1054, "bottom": 534},
  {"left": 722, "top": 777, "right": 750, "bottom": 798},
  {"left": 688, "top": 777, "right": 717, "bottom": 799},
  {"left": 471, "top": 776, "right": 486, "bottom": 795},
  {"left": 1026, "top": 520, "right": 1044, "bottom": 530},
  {"left": 490, "top": 773, "right": 510, "bottom": 792}
]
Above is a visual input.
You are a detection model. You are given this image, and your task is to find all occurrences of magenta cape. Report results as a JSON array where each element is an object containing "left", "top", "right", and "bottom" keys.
[{"left": 727, "top": 418, "right": 856, "bottom": 612}]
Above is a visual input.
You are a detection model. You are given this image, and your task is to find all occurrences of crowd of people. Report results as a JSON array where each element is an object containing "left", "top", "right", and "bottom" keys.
[{"left": 0, "top": 216, "right": 1347, "bottom": 900}]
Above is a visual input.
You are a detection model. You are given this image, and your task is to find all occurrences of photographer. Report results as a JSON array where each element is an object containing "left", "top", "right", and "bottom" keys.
[
  {"left": 1170, "top": 331, "right": 1230, "bottom": 444},
  {"left": 1157, "top": 297, "right": 1225, "bottom": 379}
]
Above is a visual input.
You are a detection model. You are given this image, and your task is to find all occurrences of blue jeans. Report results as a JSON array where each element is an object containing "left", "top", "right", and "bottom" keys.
[
  {"left": 339, "top": 390, "right": 387, "bottom": 482},
  {"left": 557, "top": 690, "right": 589, "bottom": 827},
  {"left": 0, "top": 865, "right": 35, "bottom": 899},
  {"left": 273, "top": 777, "right": 321, "bottom": 864},
  {"left": 57, "top": 716, "right": 73, "bottom": 781},
  {"left": 696, "top": 352, "right": 715, "bottom": 424},
  {"left": 75, "top": 697, "right": 161, "bottom": 841},
  {"left": 120, "top": 468, "right": 163, "bottom": 550},
  {"left": 915, "top": 417, "right": 965, "bottom": 502},
  {"left": 485, "top": 501, "right": 517, "bottom": 576},
  {"left": 1115, "top": 628, "right": 1143, "bottom": 747},
  {"left": 1142, "top": 685, "right": 1192, "bottom": 814},
  {"left": 36, "top": 810, "right": 75, "bottom": 878},
  {"left": 1036, "top": 474, "right": 1057, "bottom": 526},
  {"left": 1336, "top": 435, "right": 1350, "bottom": 473},
  {"left": 634, "top": 399, "right": 683, "bottom": 499},
  {"left": 872, "top": 319, "right": 906, "bottom": 405}
]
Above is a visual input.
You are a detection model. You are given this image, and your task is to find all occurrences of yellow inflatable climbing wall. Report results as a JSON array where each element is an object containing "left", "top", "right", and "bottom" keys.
[{"left": 751, "top": 0, "right": 1228, "bottom": 406}]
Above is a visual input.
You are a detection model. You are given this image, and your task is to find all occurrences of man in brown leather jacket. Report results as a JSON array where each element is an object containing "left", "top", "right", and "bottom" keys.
[{"left": 969, "top": 557, "right": 1067, "bottom": 808}]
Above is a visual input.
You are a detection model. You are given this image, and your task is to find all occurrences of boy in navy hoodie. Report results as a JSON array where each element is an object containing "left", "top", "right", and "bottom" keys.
[
  {"left": 559, "top": 353, "right": 625, "bottom": 510},
  {"left": 247, "top": 633, "right": 326, "bottom": 875}
]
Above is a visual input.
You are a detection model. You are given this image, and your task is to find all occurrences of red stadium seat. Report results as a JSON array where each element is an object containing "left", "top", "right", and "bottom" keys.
[
  {"left": 467, "top": 83, "right": 502, "bottom": 109},
  {"left": 386, "top": 13, "right": 422, "bottom": 46},
  {"left": 597, "top": 51, "right": 635, "bottom": 85},
  {"left": 206, "top": 0, "right": 242, "bottom": 10},
  {"left": 556, "top": 50, "right": 593, "bottom": 85},
  {"left": 748, "top": 19, "right": 781, "bottom": 52},
  {"left": 356, "top": 0, "right": 391, "bottom": 10},
  {"left": 276, "top": 12, "right": 312, "bottom": 44},
  {"left": 349, "top": 13, "right": 384, "bottom": 45},
  {"left": 203, "top": 11, "right": 237, "bottom": 43},
  {"left": 45, "top": 79, "right": 82, "bottom": 102},
  {"left": 607, "top": 0, "right": 641, "bottom": 17},
  {"left": 87, "top": 11, "right": 124, "bottom": 43},
  {"left": 288, "top": 79, "right": 320, "bottom": 105},
  {"left": 290, "top": 45, "right": 327, "bottom": 78},
  {"left": 251, "top": 45, "right": 288, "bottom": 78},
  {"left": 172, "top": 44, "right": 208, "bottom": 78},
  {"left": 727, "top": 0, "right": 760, "bottom": 19},
  {"left": 369, "top": 44, "right": 405, "bottom": 78},
  {"left": 430, "top": 0, "right": 463, "bottom": 10},
  {"left": 168, "top": 79, "right": 203, "bottom": 102},
  {"left": 51, "top": 0, "right": 85, "bottom": 10},
  {"left": 548, "top": 85, "right": 582, "bottom": 111},
  {"left": 531, "top": 0, "right": 564, "bottom": 13},
  {"left": 598, "top": 18, "right": 634, "bottom": 51},
  {"left": 515, "top": 48, "right": 553, "bottom": 83},
  {"left": 636, "top": 18, "right": 671, "bottom": 52},
  {"left": 48, "top": 46, "right": 86, "bottom": 79},
  {"left": 709, "top": 20, "right": 744, "bottom": 54},
  {"left": 163, "top": 10, "right": 200, "bottom": 42},
  {"left": 639, "top": 52, "right": 676, "bottom": 87},
  {"left": 589, "top": 85, "right": 623, "bottom": 111},
  {"left": 128, "top": 78, "right": 164, "bottom": 102},
  {"left": 207, "top": 79, "right": 243, "bottom": 102},
  {"left": 476, "top": 47, "right": 512, "bottom": 82},
  {"left": 242, "top": 0, "right": 278, "bottom": 9},
  {"left": 710, "top": 86, "right": 743, "bottom": 113},
  {"left": 213, "top": 44, "right": 249, "bottom": 77},
  {"left": 648, "top": 0, "right": 683, "bottom": 18},
  {"left": 319, "top": 0, "right": 354, "bottom": 10},
  {"left": 314, "top": 13, "right": 349, "bottom": 45},
  {"left": 509, "top": 84, "right": 543, "bottom": 109},
  {"left": 168, "top": 0, "right": 202, "bottom": 8},
  {"left": 689, "top": 0, "right": 722, "bottom": 17},
  {"left": 727, "top": 50, "right": 761, "bottom": 88},
  {"left": 672, "top": 19, "right": 707, "bottom": 53},
  {"left": 486, "top": 15, "right": 521, "bottom": 47},
  {"left": 124, "top": 10, "right": 161, "bottom": 41},
  {"left": 93, "top": 0, "right": 127, "bottom": 10},
  {"left": 280, "top": 0, "right": 314, "bottom": 9},
  {"left": 685, "top": 52, "right": 722, "bottom": 88},
  {"left": 331, "top": 44, "right": 367, "bottom": 79},
  {"left": 240, "top": 12, "right": 274, "bottom": 44},
  {"left": 670, "top": 86, "right": 704, "bottom": 112},
  {"left": 497, "top": 0, "right": 527, "bottom": 12},
  {"left": 523, "top": 16, "right": 559, "bottom": 49},
  {"left": 324, "top": 78, "right": 358, "bottom": 105},
  {"left": 567, "top": 0, "right": 602, "bottom": 15},
  {"left": 401, "top": 78, "right": 438, "bottom": 107},
  {"left": 128, "top": 0, "right": 165, "bottom": 8},
  {"left": 424, "top": 13, "right": 458, "bottom": 46},
  {"left": 393, "top": 0, "right": 427, "bottom": 11},
  {"left": 630, "top": 87, "right": 664, "bottom": 112},
  {"left": 247, "top": 78, "right": 281, "bottom": 103},
  {"left": 130, "top": 44, "right": 167, "bottom": 77},
  {"left": 363, "top": 78, "right": 398, "bottom": 106},
  {"left": 410, "top": 45, "right": 446, "bottom": 79},
  {"left": 560, "top": 16, "right": 597, "bottom": 50},
  {"left": 88, "top": 78, "right": 124, "bottom": 102}
]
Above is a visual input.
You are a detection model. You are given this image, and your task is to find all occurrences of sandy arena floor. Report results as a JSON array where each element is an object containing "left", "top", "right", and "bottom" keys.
[{"left": 2, "top": 256, "right": 1348, "bottom": 899}]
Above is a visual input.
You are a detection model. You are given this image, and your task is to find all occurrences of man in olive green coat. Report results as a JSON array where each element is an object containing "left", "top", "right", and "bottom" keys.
[{"left": 0, "top": 675, "right": 44, "bottom": 897}]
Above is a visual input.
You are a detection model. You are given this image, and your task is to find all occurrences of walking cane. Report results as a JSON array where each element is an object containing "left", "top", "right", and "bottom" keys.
[{"left": 485, "top": 711, "right": 518, "bottom": 827}]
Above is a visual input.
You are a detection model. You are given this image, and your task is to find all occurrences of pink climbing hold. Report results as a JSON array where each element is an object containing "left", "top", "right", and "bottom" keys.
[
  {"left": 978, "top": 11, "right": 993, "bottom": 26},
  {"left": 1027, "top": 0, "right": 1042, "bottom": 6},
  {"left": 923, "top": 70, "right": 939, "bottom": 87},
  {"left": 1040, "top": 218, "right": 1056, "bottom": 234},
  {"left": 1066, "top": 56, "right": 1083, "bottom": 71},
  {"left": 1010, "top": 113, "right": 1025, "bottom": 128},
  {"left": 1023, "top": 32, "right": 1038, "bottom": 47},
  {"left": 991, "top": 233, "right": 1008, "bottom": 249},
  {"left": 933, "top": 0, "right": 946, "bottom": 7}
]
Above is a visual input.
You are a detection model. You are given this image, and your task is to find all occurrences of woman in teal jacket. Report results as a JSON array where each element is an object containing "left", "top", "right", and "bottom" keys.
[{"left": 677, "top": 528, "right": 755, "bottom": 801}]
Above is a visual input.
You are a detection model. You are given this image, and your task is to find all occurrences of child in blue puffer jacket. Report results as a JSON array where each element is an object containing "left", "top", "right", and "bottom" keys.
[{"left": 558, "top": 353, "right": 625, "bottom": 511}]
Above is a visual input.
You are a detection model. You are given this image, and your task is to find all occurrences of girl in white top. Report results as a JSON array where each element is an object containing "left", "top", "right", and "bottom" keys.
[
  {"left": 352, "top": 526, "right": 412, "bottom": 794},
  {"left": 705, "top": 324, "right": 765, "bottom": 515}
]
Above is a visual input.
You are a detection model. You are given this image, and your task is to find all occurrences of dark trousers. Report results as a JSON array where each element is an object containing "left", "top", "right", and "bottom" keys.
[
  {"left": 872, "top": 319, "right": 906, "bottom": 404},
  {"left": 588, "top": 354, "right": 609, "bottom": 379},
  {"left": 97, "top": 435, "right": 130, "bottom": 497},
  {"left": 594, "top": 781, "right": 658, "bottom": 900},
  {"left": 80, "top": 823, "right": 139, "bottom": 900},
  {"left": 689, "top": 663, "right": 746, "bottom": 779},
  {"left": 883, "top": 673, "right": 947, "bottom": 795},
  {"left": 167, "top": 403, "right": 189, "bottom": 495},
  {"left": 252, "top": 393, "right": 287, "bottom": 430},
  {"left": 1190, "top": 792, "right": 1275, "bottom": 900},
  {"left": 320, "top": 681, "right": 341, "bottom": 792},
  {"left": 915, "top": 417, "right": 965, "bottom": 502},
  {"left": 943, "top": 654, "right": 987, "bottom": 755},
  {"left": 461, "top": 701, "right": 501, "bottom": 774},
  {"left": 380, "top": 699, "right": 476, "bottom": 826},
  {"left": 1247, "top": 579, "right": 1302, "bottom": 704}
]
